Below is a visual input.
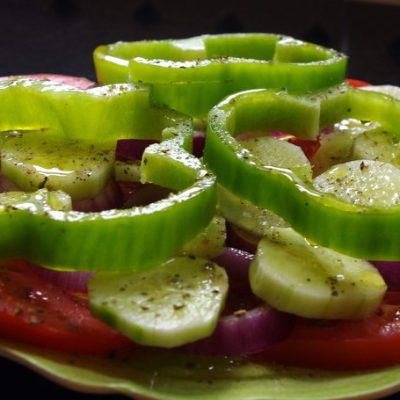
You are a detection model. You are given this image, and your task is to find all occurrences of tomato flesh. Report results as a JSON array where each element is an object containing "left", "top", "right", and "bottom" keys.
[
  {"left": 0, "top": 260, "right": 130, "bottom": 354},
  {"left": 256, "top": 294, "right": 400, "bottom": 370},
  {"left": 347, "top": 78, "right": 370, "bottom": 88},
  {"left": 288, "top": 136, "right": 320, "bottom": 160}
]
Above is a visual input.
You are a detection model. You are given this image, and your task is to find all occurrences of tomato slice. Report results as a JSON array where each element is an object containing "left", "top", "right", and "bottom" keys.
[
  {"left": 288, "top": 136, "right": 320, "bottom": 160},
  {"left": 256, "top": 293, "right": 400, "bottom": 370},
  {"left": 289, "top": 77, "right": 372, "bottom": 160},
  {"left": 0, "top": 260, "right": 130, "bottom": 354},
  {"left": 346, "top": 78, "right": 370, "bottom": 88}
]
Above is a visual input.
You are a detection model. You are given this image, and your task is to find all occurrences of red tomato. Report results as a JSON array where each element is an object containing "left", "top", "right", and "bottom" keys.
[
  {"left": 288, "top": 136, "right": 320, "bottom": 160},
  {"left": 237, "top": 132, "right": 321, "bottom": 161},
  {"left": 0, "top": 74, "right": 94, "bottom": 89},
  {"left": 256, "top": 293, "right": 400, "bottom": 370},
  {"left": 347, "top": 78, "right": 370, "bottom": 88},
  {"left": 289, "top": 78, "right": 371, "bottom": 159},
  {"left": 0, "top": 260, "right": 130, "bottom": 354}
]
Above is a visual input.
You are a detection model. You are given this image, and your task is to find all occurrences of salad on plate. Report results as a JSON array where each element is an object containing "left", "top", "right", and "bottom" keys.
[{"left": 1, "top": 33, "right": 400, "bottom": 399}]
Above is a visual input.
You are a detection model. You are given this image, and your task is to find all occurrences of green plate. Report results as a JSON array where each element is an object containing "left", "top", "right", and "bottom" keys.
[{"left": 1, "top": 338, "right": 400, "bottom": 399}]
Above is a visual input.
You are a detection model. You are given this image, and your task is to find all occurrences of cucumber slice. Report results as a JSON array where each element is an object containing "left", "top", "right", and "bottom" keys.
[
  {"left": 249, "top": 228, "right": 386, "bottom": 319},
  {"left": 311, "top": 118, "right": 381, "bottom": 176},
  {"left": 180, "top": 215, "right": 226, "bottom": 259},
  {"left": 352, "top": 129, "right": 400, "bottom": 167},
  {"left": 88, "top": 256, "right": 228, "bottom": 348},
  {"left": 114, "top": 159, "right": 141, "bottom": 182},
  {"left": 314, "top": 159, "right": 400, "bottom": 208},
  {"left": 242, "top": 136, "right": 312, "bottom": 183},
  {"left": 1, "top": 133, "right": 114, "bottom": 200},
  {"left": 0, "top": 130, "right": 25, "bottom": 151},
  {"left": 217, "top": 184, "right": 287, "bottom": 236},
  {"left": 0, "top": 189, "right": 71, "bottom": 212},
  {"left": 216, "top": 135, "right": 308, "bottom": 235},
  {"left": 361, "top": 84, "right": 400, "bottom": 101}
]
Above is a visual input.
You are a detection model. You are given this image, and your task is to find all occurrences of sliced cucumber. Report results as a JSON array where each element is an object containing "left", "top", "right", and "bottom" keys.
[
  {"left": 114, "top": 159, "right": 141, "bottom": 182},
  {"left": 249, "top": 228, "right": 386, "bottom": 319},
  {"left": 352, "top": 129, "right": 400, "bottom": 167},
  {"left": 217, "top": 184, "right": 287, "bottom": 236},
  {"left": 88, "top": 256, "right": 228, "bottom": 348},
  {"left": 361, "top": 84, "right": 400, "bottom": 101},
  {"left": 216, "top": 135, "right": 307, "bottom": 235},
  {"left": 0, "top": 189, "right": 71, "bottom": 212},
  {"left": 314, "top": 159, "right": 400, "bottom": 208},
  {"left": 0, "top": 130, "right": 24, "bottom": 151},
  {"left": 311, "top": 118, "right": 381, "bottom": 176},
  {"left": 180, "top": 215, "right": 226, "bottom": 259},
  {"left": 1, "top": 133, "right": 114, "bottom": 200},
  {"left": 242, "top": 136, "right": 312, "bottom": 182}
]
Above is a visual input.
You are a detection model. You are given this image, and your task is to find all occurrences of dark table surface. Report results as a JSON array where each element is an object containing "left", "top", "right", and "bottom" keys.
[
  {"left": 1, "top": 0, "right": 400, "bottom": 85},
  {"left": 1, "top": 0, "right": 400, "bottom": 398}
]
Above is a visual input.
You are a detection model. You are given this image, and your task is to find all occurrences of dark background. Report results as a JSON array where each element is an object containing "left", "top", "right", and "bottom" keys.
[
  {"left": 0, "top": 0, "right": 400, "bottom": 84},
  {"left": 1, "top": 0, "right": 400, "bottom": 399}
]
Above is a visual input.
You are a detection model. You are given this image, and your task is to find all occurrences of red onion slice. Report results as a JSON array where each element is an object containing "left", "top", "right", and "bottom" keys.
[
  {"left": 118, "top": 181, "right": 144, "bottom": 204},
  {"left": 371, "top": 261, "right": 400, "bottom": 290},
  {"left": 72, "top": 179, "right": 123, "bottom": 211},
  {"left": 122, "top": 183, "right": 172, "bottom": 208},
  {"left": 183, "top": 305, "right": 294, "bottom": 356},
  {"left": 225, "top": 223, "right": 260, "bottom": 254},
  {"left": 116, "top": 139, "right": 158, "bottom": 161},
  {"left": 179, "top": 246, "right": 294, "bottom": 356},
  {"left": 193, "top": 131, "right": 206, "bottom": 158},
  {"left": 0, "top": 173, "right": 20, "bottom": 192},
  {"left": 30, "top": 263, "right": 93, "bottom": 293},
  {"left": 213, "top": 247, "right": 254, "bottom": 283},
  {"left": 0, "top": 74, "right": 95, "bottom": 89},
  {"left": 236, "top": 131, "right": 293, "bottom": 141}
]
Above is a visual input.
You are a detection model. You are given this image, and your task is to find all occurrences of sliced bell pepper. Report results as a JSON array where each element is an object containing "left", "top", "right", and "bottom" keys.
[
  {"left": 94, "top": 33, "right": 348, "bottom": 117},
  {"left": 0, "top": 78, "right": 187, "bottom": 144},
  {"left": 0, "top": 78, "right": 216, "bottom": 271},
  {"left": 203, "top": 84, "right": 400, "bottom": 260}
]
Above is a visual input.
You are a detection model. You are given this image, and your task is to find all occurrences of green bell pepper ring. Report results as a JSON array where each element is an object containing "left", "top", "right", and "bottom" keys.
[
  {"left": 93, "top": 33, "right": 347, "bottom": 117},
  {"left": 203, "top": 84, "right": 400, "bottom": 260},
  {"left": 0, "top": 78, "right": 216, "bottom": 271},
  {"left": 0, "top": 78, "right": 188, "bottom": 144}
]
